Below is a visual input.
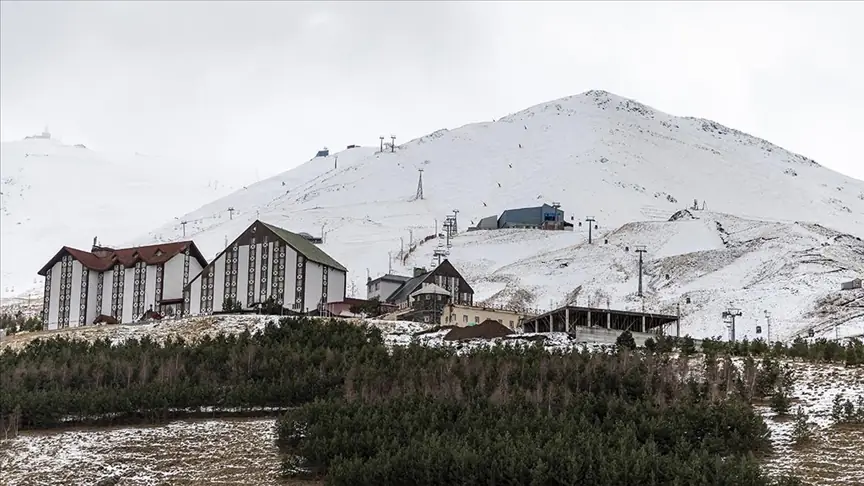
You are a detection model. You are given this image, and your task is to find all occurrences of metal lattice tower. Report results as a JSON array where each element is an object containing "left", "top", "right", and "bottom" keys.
[{"left": 415, "top": 169, "right": 424, "bottom": 200}]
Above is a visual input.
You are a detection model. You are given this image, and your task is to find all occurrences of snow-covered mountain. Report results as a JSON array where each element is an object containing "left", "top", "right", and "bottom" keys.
[
  {"left": 134, "top": 89, "right": 864, "bottom": 338},
  {"left": 0, "top": 137, "right": 236, "bottom": 299}
]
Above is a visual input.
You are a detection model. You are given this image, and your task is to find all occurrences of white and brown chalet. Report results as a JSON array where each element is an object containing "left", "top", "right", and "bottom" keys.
[
  {"left": 182, "top": 220, "right": 348, "bottom": 316},
  {"left": 384, "top": 260, "right": 474, "bottom": 309},
  {"left": 37, "top": 239, "right": 208, "bottom": 329}
]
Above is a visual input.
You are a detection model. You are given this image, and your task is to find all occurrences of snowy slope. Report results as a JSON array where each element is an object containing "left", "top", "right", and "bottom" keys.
[
  {"left": 403, "top": 210, "right": 864, "bottom": 340},
  {"left": 136, "top": 90, "right": 864, "bottom": 338},
  {"left": 0, "top": 138, "right": 237, "bottom": 298}
]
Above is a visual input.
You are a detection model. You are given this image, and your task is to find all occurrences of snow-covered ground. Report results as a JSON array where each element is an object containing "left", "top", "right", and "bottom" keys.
[
  {"left": 0, "top": 137, "right": 238, "bottom": 299},
  {"left": 133, "top": 90, "right": 864, "bottom": 339},
  {"left": 760, "top": 360, "right": 864, "bottom": 484},
  {"left": 410, "top": 210, "right": 864, "bottom": 340},
  {"left": 0, "top": 418, "right": 285, "bottom": 486}
]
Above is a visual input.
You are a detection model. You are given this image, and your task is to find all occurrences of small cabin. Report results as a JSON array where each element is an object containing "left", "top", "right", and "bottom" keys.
[
  {"left": 315, "top": 148, "right": 330, "bottom": 157},
  {"left": 841, "top": 278, "right": 862, "bottom": 291}
]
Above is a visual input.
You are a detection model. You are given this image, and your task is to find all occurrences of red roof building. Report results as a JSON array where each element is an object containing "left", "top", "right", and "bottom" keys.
[{"left": 37, "top": 239, "right": 207, "bottom": 329}]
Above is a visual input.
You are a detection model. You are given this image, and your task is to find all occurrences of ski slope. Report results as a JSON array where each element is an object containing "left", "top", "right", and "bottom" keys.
[
  {"left": 127, "top": 89, "right": 864, "bottom": 338},
  {"left": 0, "top": 137, "right": 237, "bottom": 299}
]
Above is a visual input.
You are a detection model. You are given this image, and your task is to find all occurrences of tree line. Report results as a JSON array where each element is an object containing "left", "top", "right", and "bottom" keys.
[
  {"left": 0, "top": 317, "right": 833, "bottom": 484},
  {"left": 638, "top": 332, "right": 864, "bottom": 366},
  {"left": 0, "top": 318, "right": 386, "bottom": 428}
]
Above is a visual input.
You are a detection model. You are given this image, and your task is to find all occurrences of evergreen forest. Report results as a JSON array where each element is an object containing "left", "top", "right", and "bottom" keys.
[{"left": 0, "top": 317, "right": 837, "bottom": 485}]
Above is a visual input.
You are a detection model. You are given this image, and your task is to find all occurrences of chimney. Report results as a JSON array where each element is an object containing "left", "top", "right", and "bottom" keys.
[{"left": 413, "top": 267, "right": 427, "bottom": 277}]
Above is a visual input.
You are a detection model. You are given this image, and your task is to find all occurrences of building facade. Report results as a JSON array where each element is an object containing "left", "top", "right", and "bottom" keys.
[
  {"left": 441, "top": 303, "right": 527, "bottom": 330},
  {"left": 366, "top": 273, "right": 410, "bottom": 301},
  {"left": 37, "top": 240, "right": 207, "bottom": 329},
  {"left": 498, "top": 204, "right": 565, "bottom": 229},
  {"left": 470, "top": 204, "right": 573, "bottom": 231},
  {"left": 384, "top": 260, "right": 474, "bottom": 310},
  {"left": 182, "top": 220, "right": 348, "bottom": 316}
]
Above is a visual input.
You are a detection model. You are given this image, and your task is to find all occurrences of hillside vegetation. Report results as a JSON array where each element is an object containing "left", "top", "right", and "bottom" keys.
[{"left": 7, "top": 316, "right": 864, "bottom": 484}]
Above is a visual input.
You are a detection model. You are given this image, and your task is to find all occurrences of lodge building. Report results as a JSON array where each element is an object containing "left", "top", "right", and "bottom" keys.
[
  {"left": 182, "top": 220, "right": 348, "bottom": 316},
  {"left": 37, "top": 239, "right": 208, "bottom": 329}
]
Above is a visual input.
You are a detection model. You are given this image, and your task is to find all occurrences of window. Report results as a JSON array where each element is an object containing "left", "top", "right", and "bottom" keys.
[
  {"left": 509, "top": 320, "right": 514, "bottom": 327},
  {"left": 474, "top": 316, "right": 479, "bottom": 323},
  {"left": 463, "top": 315, "right": 468, "bottom": 323}
]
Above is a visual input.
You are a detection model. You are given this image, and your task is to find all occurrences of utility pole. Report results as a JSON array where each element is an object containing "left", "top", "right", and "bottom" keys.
[
  {"left": 676, "top": 303, "right": 681, "bottom": 338},
  {"left": 763, "top": 310, "right": 772, "bottom": 343},
  {"left": 181, "top": 221, "right": 188, "bottom": 237},
  {"left": 452, "top": 209, "right": 459, "bottom": 234},
  {"left": 409, "top": 229, "right": 414, "bottom": 246},
  {"left": 379, "top": 136, "right": 384, "bottom": 152},
  {"left": 388, "top": 251, "right": 392, "bottom": 274},
  {"left": 228, "top": 207, "right": 235, "bottom": 220},
  {"left": 414, "top": 169, "right": 424, "bottom": 200},
  {"left": 585, "top": 216, "right": 596, "bottom": 244},
  {"left": 321, "top": 222, "right": 327, "bottom": 242},
  {"left": 634, "top": 245, "right": 647, "bottom": 297},
  {"left": 334, "top": 155, "right": 338, "bottom": 169},
  {"left": 400, "top": 237, "right": 404, "bottom": 258},
  {"left": 723, "top": 307, "right": 742, "bottom": 342},
  {"left": 390, "top": 134, "right": 396, "bottom": 153}
]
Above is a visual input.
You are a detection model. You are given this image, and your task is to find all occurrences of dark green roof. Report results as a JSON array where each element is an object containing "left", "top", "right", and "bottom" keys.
[{"left": 260, "top": 221, "right": 347, "bottom": 272}]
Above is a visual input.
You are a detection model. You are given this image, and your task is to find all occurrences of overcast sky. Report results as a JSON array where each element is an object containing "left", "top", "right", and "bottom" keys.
[{"left": 1, "top": 1, "right": 862, "bottom": 183}]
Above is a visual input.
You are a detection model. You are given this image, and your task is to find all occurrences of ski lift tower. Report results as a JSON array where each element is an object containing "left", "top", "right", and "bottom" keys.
[
  {"left": 551, "top": 202, "right": 561, "bottom": 228},
  {"left": 722, "top": 307, "right": 742, "bottom": 342},
  {"left": 432, "top": 240, "right": 448, "bottom": 267}
]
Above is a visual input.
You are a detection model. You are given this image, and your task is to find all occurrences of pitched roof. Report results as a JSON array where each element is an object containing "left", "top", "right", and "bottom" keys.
[
  {"left": 38, "top": 241, "right": 207, "bottom": 276},
  {"left": 410, "top": 283, "right": 450, "bottom": 298},
  {"left": 370, "top": 273, "right": 410, "bottom": 284},
  {"left": 385, "top": 270, "right": 431, "bottom": 303},
  {"left": 260, "top": 221, "right": 347, "bottom": 271},
  {"left": 386, "top": 260, "right": 474, "bottom": 303}
]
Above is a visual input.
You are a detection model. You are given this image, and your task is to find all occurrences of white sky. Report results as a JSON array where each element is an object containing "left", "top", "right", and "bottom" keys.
[{"left": 1, "top": 1, "right": 862, "bottom": 183}]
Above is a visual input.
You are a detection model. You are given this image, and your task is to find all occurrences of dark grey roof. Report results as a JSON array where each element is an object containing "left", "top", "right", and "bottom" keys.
[
  {"left": 385, "top": 271, "right": 431, "bottom": 303},
  {"left": 370, "top": 273, "right": 410, "bottom": 284},
  {"left": 260, "top": 221, "right": 347, "bottom": 271}
]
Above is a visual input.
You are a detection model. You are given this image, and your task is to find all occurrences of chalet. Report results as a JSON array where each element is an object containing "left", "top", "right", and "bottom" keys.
[
  {"left": 384, "top": 260, "right": 474, "bottom": 310},
  {"left": 182, "top": 220, "right": 347, "bottom": 316},
  {"left": 841, "top": 278, "right": 862, "bottom": 291},
  {"left": 37, "top": 239, "right": 207, "bottom": 329}
]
